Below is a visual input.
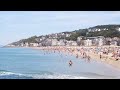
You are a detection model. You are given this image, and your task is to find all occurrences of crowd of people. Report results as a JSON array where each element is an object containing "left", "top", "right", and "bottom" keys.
[{"left": 37, "top": 46, "right": 120, "bottom": 67}]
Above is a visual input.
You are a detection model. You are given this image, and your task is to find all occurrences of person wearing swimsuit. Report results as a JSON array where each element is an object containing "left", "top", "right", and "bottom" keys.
[{"left": 69, "top": 60, "right": 73, "bottom": 67}]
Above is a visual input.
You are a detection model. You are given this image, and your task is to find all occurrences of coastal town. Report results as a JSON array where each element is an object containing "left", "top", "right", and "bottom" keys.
[
  {"left": 7, "top": 36, "right": 120, "bottom": 47},
  {"left": 7, "top": 25, "right": 120, "bottom": 47}
]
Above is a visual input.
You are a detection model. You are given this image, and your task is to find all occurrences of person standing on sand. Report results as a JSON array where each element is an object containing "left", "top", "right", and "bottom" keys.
[
  {"left": 87, "top": 55, "right": 91, "bottom": 63},
  {"left": 100, "top": 54, "right": 102, "bottom": 59}
]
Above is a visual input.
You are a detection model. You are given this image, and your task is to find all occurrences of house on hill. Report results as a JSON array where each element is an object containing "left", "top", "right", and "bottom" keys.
[{"left": 84, "top": 36, "right": 105, "bottom": 46}]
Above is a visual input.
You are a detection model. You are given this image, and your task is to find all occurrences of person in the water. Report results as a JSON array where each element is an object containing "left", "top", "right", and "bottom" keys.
[
  {"left": 69, "top": 60, "right": 73, "bottom": 67},
  {"left": 76, "top": 54, "right": 78, "bottom": 58}
]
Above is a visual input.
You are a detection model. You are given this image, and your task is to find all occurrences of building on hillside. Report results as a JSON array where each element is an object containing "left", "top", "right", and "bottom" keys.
[
  {"left": 66, "top": 34, "right": 71, "bottom": 37},
  {"left": 51, "top": 39, "right": 58, "bottom": 46},
  {"left": 116, "top": 27, "right": 120, "bottom": 31},
  {"left": 84, "top": 36, "right": 105, "bottom": 46},
  {"left": 7, "top": 44, "right": 15, "bottom": 47},
  {"left": 71, "top": 41, "right": 78, "bottom": 46},
  {"left": 21, "top": 43, "right": 25, "bottom": 47},
  {"left": 40, "top": 38, "right": 52, "bottom": 46},
  {"left": 77, "top": 36, "right": 84, "bottom": 42},
  {"left": 86, "top": 37, "right": 98, "bottom": 46},
  {"left": 57, "top": 39, "right": 65, "bottom": 46},
  {"left": 105, "top": 37, "right": 112, "bottom": 42},
  {"left": 37, "top": 43, "right": 42, "bottom": 47},
  {"left": 66, "top": 41, "right": 77, "bottom": 46},
  {"left": 110, "top": 40, "right": 118, "bottom": 46},
  {"left": 98, "top": 38, "right": 104, "bottom": 46},
  {"left": 29, "top": 43, "right": 39, "bottom": 47},
  {"left": 25, "top": 42, "right": 29, "bottom": 47},
  {"left": 84, "top": 39, "right": 92, "bottom": 46},
  {"left": 97, "top": 36, "right": 105, "bottom": 46},
  {"left": 105, "top": 37, "right": 112, "bottom": 45},
  {"left": 113, "top": 37, "right": 119, "bottom": 41},
  {"left": 66, "top": 41, "right": 71, "bottom": 46},
  {"left": 45, "top": 39, "right": 52, "bottom": 46},
  {"left": 41, "top": 36, "right": 46, "bottom": 40}
]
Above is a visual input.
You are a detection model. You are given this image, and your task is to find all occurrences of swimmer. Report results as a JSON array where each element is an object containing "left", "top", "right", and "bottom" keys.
[
  {"left": 69, "top": 60, "right": 73, "bottom": 67},
  {"left": 76, "top": 54, "right": 78, "bottom": 58}
]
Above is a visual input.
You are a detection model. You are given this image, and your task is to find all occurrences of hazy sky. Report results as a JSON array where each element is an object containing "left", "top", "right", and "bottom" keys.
[{"left": 1, "top": 11, "right": 120, "bottom": 45}]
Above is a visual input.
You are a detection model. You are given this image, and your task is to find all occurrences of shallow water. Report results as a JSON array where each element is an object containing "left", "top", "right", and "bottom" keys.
[{"left": 0, "top": 47, "right": 120, "bottom": 79}]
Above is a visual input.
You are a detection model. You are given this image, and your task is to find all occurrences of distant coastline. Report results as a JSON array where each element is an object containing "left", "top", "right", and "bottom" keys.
[{"left": 2, "top": 46, "right": 31, "bottom": 48}]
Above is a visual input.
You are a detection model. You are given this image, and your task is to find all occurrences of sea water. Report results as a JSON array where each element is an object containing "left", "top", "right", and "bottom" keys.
[{"left": 0, "top": 47, "right": 120, "bottom": 79}]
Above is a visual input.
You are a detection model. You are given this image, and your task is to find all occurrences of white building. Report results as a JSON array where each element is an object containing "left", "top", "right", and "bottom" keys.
[
  {"left": 66, "top": 41, "right": 77, "bottom": 46},
  {"left": 51, "top": 39, "right": 58, "bottom": 46},
  {"left": 66, "top": 41, "right": 72, "bottom": 46},
  {"left": 98, "top": 29, "right": 101, "bottom": 31},
  {"left": 57, "top": 39, "right": 65, "bottom": 46},
  {"left": 106, "top": 37, "right": 112, "bottom": 42},
  {"left": 38, "top": 43, "right": 42, "bottom": 47},
  {"left": 21, "top": 43, "right": 24, "bottom": 47},
  {"left": 98, "top": 38, "right": 104, "bottom": 46},
  {"left": 7, "top": 44, "right": 15, "bottom": 47},
  {"left": 42, "top": 36, "right": 46, "bottom": 40},
  {"left": 116, "top": 27, "right": 120, "bottom": 31},
  {"left": 39, "top": 38, "right": 43, "bottom": 41},
  {"left": 71, "top": 41, "right": 77, "bottom": 46},
  {"left": 29, "top": 43, "right": 39, "bottom": 47},
  {"left": 110, "top": 41, "right": 118, "bottom": 46},
  {"left": 97, "top": 36, "right": 105, "bottom": 46},
  {"left": 113, "top": 37, "right": 119, "bottom": 41},
  {"left": 77, "top": 36, "right": 83, "bottom": 42},
  {"left": 84, "top": 39, "right": 92, "bottom": 46},
  {"left": 25, "top": 42, "right": 29, "bottom": 47},
  {"left": 66, "top": 34, "right": 71, "bottom": 37}
]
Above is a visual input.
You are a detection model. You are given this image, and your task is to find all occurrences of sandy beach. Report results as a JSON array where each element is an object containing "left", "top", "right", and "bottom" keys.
[{"left": 31, "top": 46, "right": 120, "bottom": 69}]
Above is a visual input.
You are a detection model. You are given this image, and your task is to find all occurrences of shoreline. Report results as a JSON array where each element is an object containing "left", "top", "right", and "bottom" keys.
[
  {"left": 4, "top": 46, "right": 120, "bottom": 69},
  {"left": 30, "top": 46, "right": 120, "bottom": 70}
]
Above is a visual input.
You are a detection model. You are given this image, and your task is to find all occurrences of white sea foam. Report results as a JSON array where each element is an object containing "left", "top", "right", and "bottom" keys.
[
  {"left": 1, "top": 70, "right": 118, "bottom": 79},
  {"left": 0, "top": 71, "right": 94, "bottom": 79},
  {"left": 0, "top": 71, "right": 23, "bottom": 76},
  {"left": 27, "top": 73, "right": 95, "bottom": 79}
]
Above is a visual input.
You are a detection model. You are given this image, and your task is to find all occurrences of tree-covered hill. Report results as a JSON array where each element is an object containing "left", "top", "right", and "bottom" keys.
[{"left": 9, "top": 24, "right": 120, "bottom": 45}]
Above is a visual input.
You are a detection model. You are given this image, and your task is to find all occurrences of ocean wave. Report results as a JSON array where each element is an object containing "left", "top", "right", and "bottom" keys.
[
  {"left": 29, "top": 74, "right": 94, "bottom": 79},
  {"left": 0, "top": 70, "right": 94, "bottom": 79},
  {"left": 0, "top": 70, "right": 33, "bottom": 79}
]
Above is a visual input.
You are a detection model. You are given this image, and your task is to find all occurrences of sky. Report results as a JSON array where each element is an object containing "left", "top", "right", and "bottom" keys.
[{"left": 1, "top": 11, "right": 120, "bottom": 45}]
